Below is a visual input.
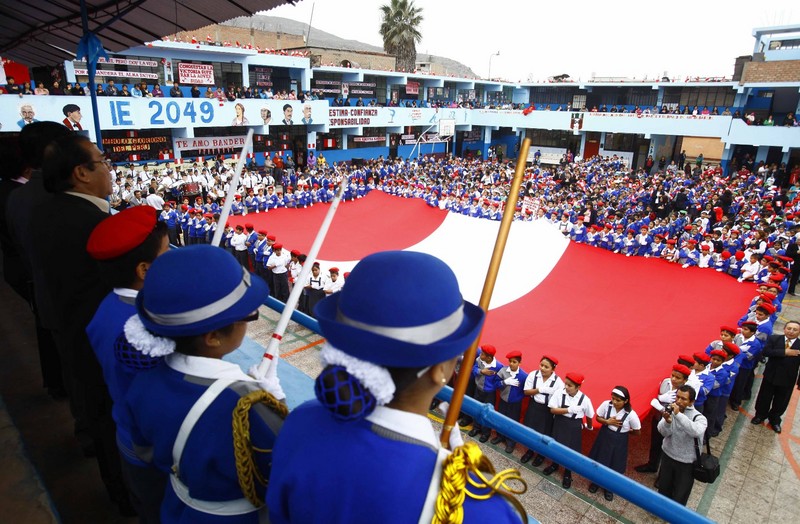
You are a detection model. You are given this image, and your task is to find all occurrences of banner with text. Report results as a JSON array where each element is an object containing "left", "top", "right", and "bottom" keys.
[
  {"left": 172, "top": 135, "right": 248, "bottom": 154},
  {"left": 178, "top": 63, "right": 215, "bottom": 85}
]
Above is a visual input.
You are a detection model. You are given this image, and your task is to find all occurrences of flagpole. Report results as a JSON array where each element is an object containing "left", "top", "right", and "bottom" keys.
[{"left": 440, "top": 137, "right": 531, "bottom": 448}]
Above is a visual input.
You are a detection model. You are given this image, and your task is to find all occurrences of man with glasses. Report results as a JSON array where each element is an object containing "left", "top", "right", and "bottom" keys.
[{"left": 29, "top": 134, "right": 134, "bottom": 515}]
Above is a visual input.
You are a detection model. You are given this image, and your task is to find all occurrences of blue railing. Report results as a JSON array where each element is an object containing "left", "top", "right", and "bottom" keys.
[{"left": 263, "top": 296, "right": 713, "bottom": 523}]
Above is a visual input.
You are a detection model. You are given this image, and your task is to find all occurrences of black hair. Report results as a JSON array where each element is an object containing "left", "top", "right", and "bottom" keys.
[
  {"left": 174, "top": 323, "right": 237, "bottom": 356},
  {"left": 541, "top": 356, "right": 557, "bottom": 368},
  {"left": 19, "top": 121, "right": 71, "bottom": 170},
  {"left": 0, "top": 139, "right": 24, "bottom": 182},
  {"left": 678, "top": 384, "right": 696, "bottom": 402},
  {"left": 42, "top": 134, "right": 93, "bottom": 193},
  {"left": 611, "top": 385, "right": 632, "bottom": 412},
  {"left": 97, "top": 220, "right": 168, "bottom": 288}
]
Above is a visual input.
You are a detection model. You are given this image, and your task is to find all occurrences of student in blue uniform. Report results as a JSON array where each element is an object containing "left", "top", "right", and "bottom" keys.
[
  {"left": 543, "top": 372, "right": 595, "bottom": 489},
  {"left": 124, "top": 245, "right": 286, "bottom": 523},
  {"left": 519, "top": 355, "right": 563, "bottom": 465},
  {"left": 587, "top": 386, "right": 641, "bottom": 501},
  {"left": 729, "top": 321, "right": 764, "bottom": 410},
  {"left": 490, "top": 350, "right": 529, "bottom": 453},
  {"left": 468, "top": 344, "right": 503, "bottom": 442},
  {"left": 267, "top": 251, "right": 526, "bottom": 523},
  {"left": 86, "top": 206, "right": 170, "bottom": 523}
]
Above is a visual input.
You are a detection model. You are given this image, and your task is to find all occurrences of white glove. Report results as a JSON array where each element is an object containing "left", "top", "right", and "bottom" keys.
[
  {"left": 503, "top": 377, "right": 520, "bottom": 387},
  {"left": 657, "top": 391, "right": 676, "bottom": 404},
  {"left": 682, "top": 263, "right": 690, "bottom": 269},
  {"left": 248, "top": 364, "right": 287, "bottom": 400},
  {"left": 449, "top": 422, "right": 464, "bottom": 449},
  {"left": 567, "top": 405, "right": 581, "bottom": 415}
]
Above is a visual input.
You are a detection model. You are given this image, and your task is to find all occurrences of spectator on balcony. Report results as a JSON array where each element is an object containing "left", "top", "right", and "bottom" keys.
[
  {"left": 50, "top": 81, "right": 64, "bottom": 95},
  {"left": 204, "top": 86, "right": 214, "bottom": 98},
  {"left": 783, "top": 112, "right": 796, "bottom": 127},
  {"left": 169, "top": 82, "right": 182, "bottom": 97},
  {"left": 131, "top": 84, "right": 143, "bottom": 98},
  {"left": 71, "top": 83, "right": 86, "bottom": 96},
  {"left": 105, "top": 80, "right": 119, "bottom": 96},
  {"left": 764, "top": 115, "right": 775, "bottom": 126},
  {"left": 120, "top": 84, "right": 131, "bottom": 97},
  {"left": 34, "top": 82, "right": 49, "bottom": 96},
  {"left": 21, "top": 81, "right": 33, "bottom": 95},
  {"left": 5, "top": 76, "right": 22, "bottom": 95},
  {"left": 722, "top": 107, "right": 732, "bottom": 116},
  {"left": 190, "top": 85, "right": 200, "bottom": 98},
  {"left": 95, "top": 85, "right": 105, "bottom": 97}
]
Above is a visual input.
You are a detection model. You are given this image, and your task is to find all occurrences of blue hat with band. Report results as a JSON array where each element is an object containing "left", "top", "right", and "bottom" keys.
[
  {"left": 315, "top": 250, "right": 485, "bottom": 368},
  {"left": 136, "top": 245, "right": 269, "bottom": 337}
]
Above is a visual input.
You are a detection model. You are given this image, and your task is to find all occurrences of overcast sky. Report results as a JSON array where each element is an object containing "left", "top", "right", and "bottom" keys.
[{"left": 265, "top": 0, "right": 798, "bottom": 82}]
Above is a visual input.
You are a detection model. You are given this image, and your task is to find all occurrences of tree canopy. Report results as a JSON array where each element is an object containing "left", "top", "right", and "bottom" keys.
[{"left": 379, "top": 0, "right": 423, "bottom": 73}]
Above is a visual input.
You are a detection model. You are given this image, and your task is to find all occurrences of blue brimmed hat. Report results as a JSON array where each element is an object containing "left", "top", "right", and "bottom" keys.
[
  {"left": 136, "top": 245, "right": 269, "bottom": 337},
  {"left": 315, "top": 251, "right": 485, "bottom": 368}
]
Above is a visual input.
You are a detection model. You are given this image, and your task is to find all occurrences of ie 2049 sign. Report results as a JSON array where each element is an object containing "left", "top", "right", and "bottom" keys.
[{"left": 108, "top": 99, "right": 215, "bottom": 127}]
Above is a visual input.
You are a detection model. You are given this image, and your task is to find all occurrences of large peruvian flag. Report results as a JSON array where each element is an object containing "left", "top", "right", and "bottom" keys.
[{"left": 228, "top": 191, "right": 753, "bottom": 415}]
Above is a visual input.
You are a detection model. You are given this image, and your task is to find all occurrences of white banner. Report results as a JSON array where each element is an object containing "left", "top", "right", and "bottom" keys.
[
  {"left": 75, "top": 69, "right": 160, "bottom": 80},
  {"left": 75, "top": 57, "right": 158, "bottom": 68},
  {"left": 178, "top": 63, "right": 215, "bottom": 86},
  {"left": 172, "top": 135, "right": 248, "bottom": 154}
]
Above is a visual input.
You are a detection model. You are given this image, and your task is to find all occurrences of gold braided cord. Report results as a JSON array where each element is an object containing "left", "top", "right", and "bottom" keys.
[
  {"left": 232, "top": 390, "right": 289, "bottom": 507},
  {"left": 432, "top": 442, "right": 527, "bottom": 524}
]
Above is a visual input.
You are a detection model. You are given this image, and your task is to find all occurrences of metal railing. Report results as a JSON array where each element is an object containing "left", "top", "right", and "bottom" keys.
[{"left": 263, "top": 296, "right": 713, "bottom": 524}]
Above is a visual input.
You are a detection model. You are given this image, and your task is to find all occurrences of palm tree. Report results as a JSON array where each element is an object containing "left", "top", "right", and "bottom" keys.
[{"left": 379, "top": 0, "right": 423, "bottom": 73}]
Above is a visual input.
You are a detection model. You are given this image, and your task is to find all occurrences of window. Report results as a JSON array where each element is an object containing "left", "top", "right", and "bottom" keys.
[
  {"left": 529, "top": 87, "right": 576, "bottom": 106},
  {"left": 525, "top": 129, "right": 571, "bottom": 148},
  {"left": 679, "top": 87, "right": 735, "bottom": 110}
]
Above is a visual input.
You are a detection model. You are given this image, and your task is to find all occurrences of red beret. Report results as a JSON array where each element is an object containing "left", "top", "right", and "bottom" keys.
[
  {"left": 710, "top": 349, "right": 727, "bottom": 359},
  {"left": 87, "top": 206, "right": 157, "bottom": 261},
  {"left": 764, "top": 255, "right": 774, "bottom": 262},
  {"left": 723, "top": 342, "right": 740, "bottom": 355},
  {"left": 720, "top": 325, "right": 738, "bottom": 335},
  {"left": 758, "top": 294, "right": 774, "bottom": 303},
  {"left": 734, "top": 251, "right": 745, "bottom": 260},
  {"left": 688, "top": 239, "right": 698, "bottom": 245},
  {"left": 769, "top": 273, "right": 785, "bottom": 282},
  {"left": 667, "top": 239, "right": 677, "bottom": 245},
  {"left": 722, "top": 252, "right": 731, "bottom": 259},
  {"left": 740, "top": 321, "right": 758, "bottom": 330},
  {"left": 701, "top": 245, "right": 710, "bottom": 251},
  {"left": 258, "top": 230, "right": 267, "bottom": 235},
  {"left": 290, "top": 249, "right": 300, "bottom": 256},
  {"left": 267, "top": 235, "right": 276, "bottom": 241},
  {"left": 565, "top": 372, "right": 584, "bottom": 386},
  {"left": 672, "top": 364, "right": 691, "bottom": 377},
  {"left": 693, "top": 352, "right": 711, "bottom": 364},
  {"left": 480, "top": 344, "right": 496, "bottom": 356},
  {"left": 343, "top": 272, "right": 351, "bottom": 279},
  {"left": 684, "top": 226, "right": 693, "bottom": 231},
  {"left": 245, "top": 223, "right": 254, "bottom": 229},
  {"left": 577, "top": 216, "right": 585, "bottom": 220},
  {"left": 234, "top": 194, "right": 242, "bottom": 199},
  {"left": 541, "top": 354, "right": 559, "bottom": 366},
  {"left": 677, "top": 355, "right": 695, "bottom": 366},
  {"left": 329, "top": 267, "right": 339, "bottom": 274},
  {"left": 506, "top": 350, "right": 522, "bottom": 360},
  {"left": 757, "top": 303, "right": 777, "bottom": 314},
  {"left": 273, "top": 243, "right": 283, "bottom": 250},
  {"left": 181, "top": 204, "right": 188, "bottom": 211}
]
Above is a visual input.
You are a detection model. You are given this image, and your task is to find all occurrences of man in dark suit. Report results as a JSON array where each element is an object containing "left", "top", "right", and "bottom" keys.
[
  {"left": 30, "top": 134, "right": 133, "bottom": 514},
  {"left": 752, "top": 321, "right": 800, "bottom": 433},
  {"left": 5, "top": 122, "right": 72, "bottom": 398}
]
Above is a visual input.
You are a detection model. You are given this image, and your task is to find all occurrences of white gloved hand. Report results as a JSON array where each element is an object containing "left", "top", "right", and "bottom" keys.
[
  {"left": 567, "top": 405, "right": 581, "bottom": 415},
  {"left": 657, "top": 391, "right": 676, "bottom": 404},
  {"left": 449, "top": 422, "right": 464, "bottom": 449},
  {"left": 248, "top": 364, "right": 287, "bottom": 400},
  {"left": 682, "top": 263, "right": 690, "bottom": 269},
  {"left": 504, "top": 377, "right": 520, "bottom": 387}
]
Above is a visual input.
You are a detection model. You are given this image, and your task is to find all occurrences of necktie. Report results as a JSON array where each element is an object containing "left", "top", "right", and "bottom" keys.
[{"left": 786, "top": 339, "right": 792, "bottom": 350}]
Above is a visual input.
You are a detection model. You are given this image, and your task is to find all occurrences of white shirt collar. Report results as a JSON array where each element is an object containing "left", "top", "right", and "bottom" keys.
[
  {"left": 113, "top": 287, "right": 138, "bottom": 298},
  {"left": 166, "top": 353, "right": 255, "bottom": 382},
  {"left": 366, "top": 405, "right": 439, "bottom": 449},
  {"left": 65, "top": 191, "right": 111, "bottom": 212}
]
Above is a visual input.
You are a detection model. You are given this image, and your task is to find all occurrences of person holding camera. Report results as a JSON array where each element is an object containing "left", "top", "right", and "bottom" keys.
[{"left": 656, "top": 385, "right": 708, "bottom": 505}]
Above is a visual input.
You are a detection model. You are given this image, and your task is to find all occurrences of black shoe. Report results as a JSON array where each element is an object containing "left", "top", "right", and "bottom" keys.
[
  {"left": 634, "top": 464, "right": 657, "bottom": 473},
  {"left": 588, "top": 483, "right": 599, "bottom": 493},
  {"left": 604, "top": 490, "right": 614, "bottom": 501},
  {"left": 773, "top": 423, "right": 782, "bottom": 434},
  {"left": 532, "top": 455, "right": 545, "bottom": 467},
  {"left": 468, "top": 428, "right": 480, "bottom": 437},
  {"left": 562, "top": 475, "right": 572, "bottom": 489},
  {"left": 505, "top": 442, "right": 515, "bottom": 454},
  {"left": 729, "top": 403, "right": 740, "bottom": 411},
  {"left": 542, "top": 464, "right": 558, "bottom": 476},
  {"left": 490, "top": 436, "right": 503, "bottom": 445},
  {"left": 520, "top": 450, "right": 534, "bottom": 464},
  {"left": 479, "top": 434, "right": 490, "bottom": 443},
  {"left": 751, "top": 417, "right": 764, "bottom": 425}
]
